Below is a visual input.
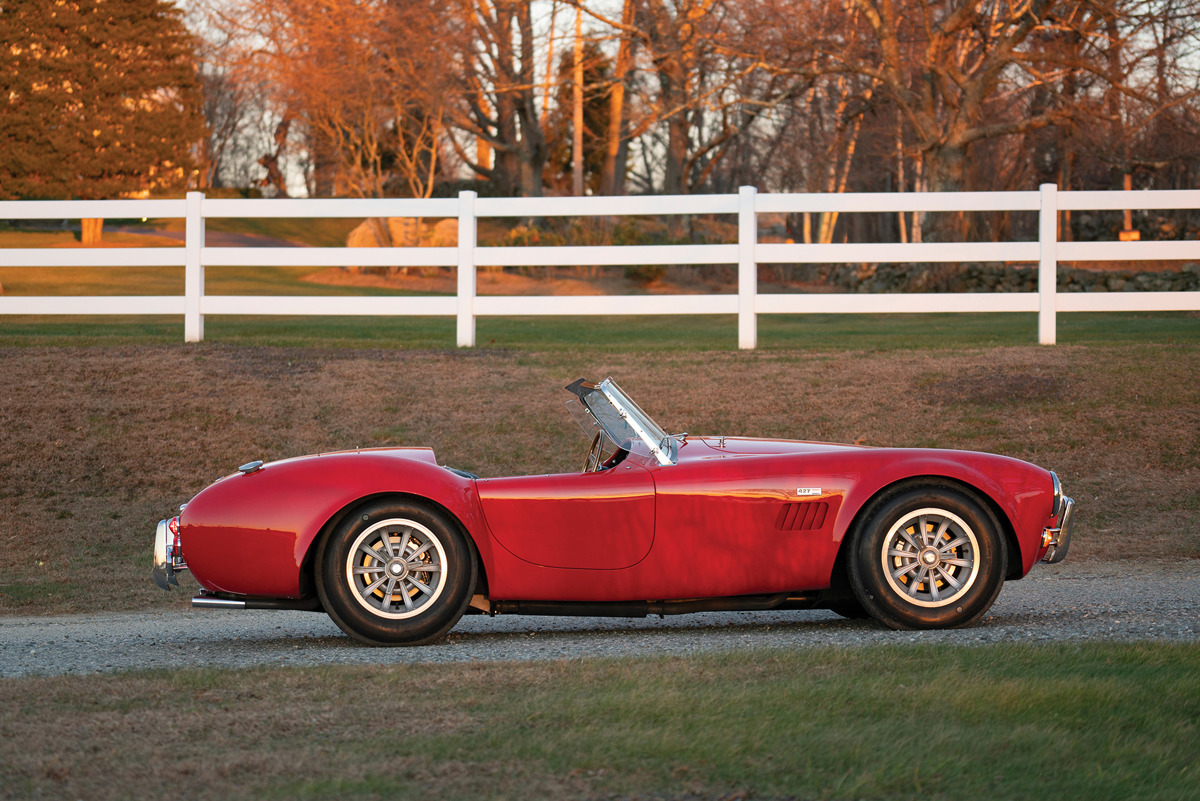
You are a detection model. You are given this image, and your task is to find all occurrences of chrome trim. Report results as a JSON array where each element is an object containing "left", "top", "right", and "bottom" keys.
[
  {"left": 1050, "top": 471, "right": 1064, "bottom": 518},
  {"left": 191, "top": 595, "right": 322, "bottom": 611},
  {"left": 598, "top": 379, "right": 674, "bottom": 466},
  {"left": 192, "top": 597, "right": 246, "bottom": 609},
  {"left": 152, "top": 519, "right": 170, "bottom": 590},
  {"left": 1042, "top": 496, "right": 1075, "bottom": 564},
  {"left": 345, "top": 517, "right": 448, "bottom": 620},
  {"left": 881, "top": 507, "right": 980, "bottom": 608},
  {"left": 151, "top": 516, "right": 187, "bottom": 590}
]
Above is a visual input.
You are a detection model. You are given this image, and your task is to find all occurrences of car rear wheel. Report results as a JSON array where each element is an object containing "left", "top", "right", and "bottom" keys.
[
  {"left": 848, "top": 483, "right": 1006, "bottom": 630},
  {"left": 316, "top": 499, "right": 476, "bottom": 646}
]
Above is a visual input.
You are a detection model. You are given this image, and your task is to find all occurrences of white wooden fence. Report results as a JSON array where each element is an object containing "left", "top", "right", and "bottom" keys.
[{"left": 2, "top": 184, "right": 1198, "bottom": 347}]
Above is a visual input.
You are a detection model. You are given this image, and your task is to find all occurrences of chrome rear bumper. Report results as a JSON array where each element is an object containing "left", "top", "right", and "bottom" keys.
[{"left": 152, "top": 516, "right": 188, "bottom": 590}]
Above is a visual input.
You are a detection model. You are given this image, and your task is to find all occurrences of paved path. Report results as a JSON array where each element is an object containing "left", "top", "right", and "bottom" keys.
[{"left": 2, "top": 561, "right": 1197, "bottom": 678}]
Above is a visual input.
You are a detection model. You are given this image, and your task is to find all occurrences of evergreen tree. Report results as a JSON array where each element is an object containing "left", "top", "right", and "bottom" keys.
[
  {"left": 1, "top": 0, "right": 204, "bottom": 238},
  {"left": 544, "top": 42, "right": 611, "bottom": 196}
]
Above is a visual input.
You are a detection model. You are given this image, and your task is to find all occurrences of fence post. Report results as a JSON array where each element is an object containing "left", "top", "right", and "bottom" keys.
[
  {"left": 1038, "top": 183, "right": 1058, "bottom": 345},
  {"left": 738, "top": 185, "right": 757, "bottom": 349},
  {"left": 184, "top": 191, "right": 205, "bottom": 342},
  {"left": 456, "top": 190, "right": 478, "bottom": 347}
]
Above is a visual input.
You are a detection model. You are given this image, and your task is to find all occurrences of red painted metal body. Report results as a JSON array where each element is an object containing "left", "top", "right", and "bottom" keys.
[
  {"left": 181, "top": 448, "right": 494, "bottom": 598},
  {"left": 178, "top": 436, "right": 1058, "bottom": 604}
]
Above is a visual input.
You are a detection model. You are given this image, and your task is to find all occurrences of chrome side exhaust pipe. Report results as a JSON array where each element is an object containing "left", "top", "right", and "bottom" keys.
[
  {"left": 192, "top": 596, "right": 245, "bottom": 610},
  {"left": 191, "top": 594, "right": 323, "bottom": 612}
]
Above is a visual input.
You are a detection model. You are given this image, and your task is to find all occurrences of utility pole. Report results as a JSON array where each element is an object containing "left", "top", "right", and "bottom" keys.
[{"left": 572, "top": 4, "right": 584, "bottom": 196}]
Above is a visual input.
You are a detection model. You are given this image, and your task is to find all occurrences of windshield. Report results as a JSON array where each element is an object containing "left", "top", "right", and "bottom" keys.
[{"left": 565, "top": 378, "right": 677, "bottom": 466}]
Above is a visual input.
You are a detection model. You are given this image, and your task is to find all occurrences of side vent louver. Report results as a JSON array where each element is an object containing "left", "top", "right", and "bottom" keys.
[{"left": 776, "top": 501, "right": 829, "bottom": 531}]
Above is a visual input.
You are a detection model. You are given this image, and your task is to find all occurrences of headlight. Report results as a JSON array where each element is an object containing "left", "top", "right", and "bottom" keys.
[{"left": 1050, "top": 471, "right": 1064, "bottom": 519}]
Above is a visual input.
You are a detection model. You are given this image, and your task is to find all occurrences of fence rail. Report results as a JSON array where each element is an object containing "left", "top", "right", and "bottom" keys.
[{"left": 2, "top": 184, "right": 1198, "bottom": 347}]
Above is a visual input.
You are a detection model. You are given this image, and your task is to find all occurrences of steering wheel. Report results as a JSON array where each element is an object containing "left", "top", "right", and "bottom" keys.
[{"left": 584, "top": 431, "right": 604, "bottom": 473}]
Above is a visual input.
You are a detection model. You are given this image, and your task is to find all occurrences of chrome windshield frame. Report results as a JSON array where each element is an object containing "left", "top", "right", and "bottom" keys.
[{"left": 573, "top": 378, "right": 675, "bottom": 467}]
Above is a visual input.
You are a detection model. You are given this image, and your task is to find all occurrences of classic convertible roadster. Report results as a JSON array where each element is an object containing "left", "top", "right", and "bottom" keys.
[{"left": 154, "top": 378, "right": 1074, "bottom": 645}]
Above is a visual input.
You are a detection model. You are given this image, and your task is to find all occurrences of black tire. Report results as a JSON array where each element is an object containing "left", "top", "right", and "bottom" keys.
[
  {"left": 316, "top": 499, "right": 476, "bottom": 646},
  {"left": 827, "top": 598, "right": 871, "bottom": 619},
  {"left": 848, "top": 482, "right": 1006, "bottom": 630}
]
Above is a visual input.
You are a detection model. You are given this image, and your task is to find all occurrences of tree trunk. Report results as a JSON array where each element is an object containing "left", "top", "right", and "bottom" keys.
[
  {"left": 476, "top": 137, "right": 492, "bottom": 178},
  {"left": 922, "top": 143, "right": 967, "bottom": 241},
  {"left": 655, "top": 39, "right": 690, "bottom": 197},
  {"left": 515, "top": 1, "right": 547, "bottom": 197},
  {"left": 664, "top": 113, "right": 689, "bottom": 195},
  {"left": 572, "top": 6, "right": 584, "bottom": 197},
  {"left": 600, "top": 0, "right": 635, "bottom": 196},
  {"left": 81, "top": 218, "right": 104, "bottom": 245},
  {"left": 895, "top": 114, "right": 907, "bottom": 244},
  {"left": 492, "top": 92, "right": 520, "bottom": 197}
]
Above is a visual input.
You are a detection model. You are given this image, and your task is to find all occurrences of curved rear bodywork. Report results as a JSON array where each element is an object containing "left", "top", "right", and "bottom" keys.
[{"left": 179, "top": 448, "right": 489, "bottom": 599}]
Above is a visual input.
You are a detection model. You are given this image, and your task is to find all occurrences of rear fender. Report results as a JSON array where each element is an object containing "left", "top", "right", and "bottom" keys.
[{"left": 181, "top": 450, "right": 492, "bottom": 598}]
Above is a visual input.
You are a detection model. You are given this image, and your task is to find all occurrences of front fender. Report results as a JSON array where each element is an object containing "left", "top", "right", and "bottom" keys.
[
  {"left": 829, "top": 449, "right": 1055, "bottom": 577},
  {"left": 179, "top": 449, "right": 490, "bottom": 598}
]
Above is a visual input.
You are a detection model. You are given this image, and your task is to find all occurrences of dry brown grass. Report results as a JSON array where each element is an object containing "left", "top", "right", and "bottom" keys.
[{"left": 1, "top": 343, "right": 1197, "bottom": 614}]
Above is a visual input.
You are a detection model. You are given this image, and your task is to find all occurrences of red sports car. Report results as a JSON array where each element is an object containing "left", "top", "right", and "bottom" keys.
[{"left": 153, "top": 378, "right": 1074, "bottom": 645}]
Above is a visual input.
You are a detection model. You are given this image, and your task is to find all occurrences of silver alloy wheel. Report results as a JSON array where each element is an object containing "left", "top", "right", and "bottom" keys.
[
  {"left": 880, "top": 507, "right": 980, "bottom": 608},
  {"left": 345, "top": 518, "right": 448, "bottom": 619}
]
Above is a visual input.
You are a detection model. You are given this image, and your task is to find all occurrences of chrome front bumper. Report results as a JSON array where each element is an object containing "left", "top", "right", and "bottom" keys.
[
  {"left": 1041, "top": 496, "right": 1075, "bottom": 564},
  {"left": 152, "top": 516, "right": 188, "bottom": 590}
]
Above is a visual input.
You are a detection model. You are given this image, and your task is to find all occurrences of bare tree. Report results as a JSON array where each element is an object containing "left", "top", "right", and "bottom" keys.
[
  {"left": 445, "top": 0, "right": 549, "bottom": 197},
  {"left": 187, "top": 0, "right": 1200, "bottom": 230},
  {"left": 200, "top": 0, "right": 452, "bottom": 199},
  {"left": 570, "top": 0, "right": 803, "bottom": 195},
  {"left": 837, "top": 1, "right": 1065, "bottom": 198}
]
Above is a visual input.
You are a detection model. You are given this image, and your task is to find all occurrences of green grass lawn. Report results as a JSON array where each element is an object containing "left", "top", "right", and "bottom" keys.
[
  {"left": 0, "top": 262, "right": 440, "bottom": 298},
  {"left": 1, "top": 215, "right": 512, "bottom": 248},
  {"left": 0, "top": 310, "right": 1196, "bottom": 350},
  {"left": 146, "top": 215, "right": 363, "bottom": 247},
  {"left": 2, "top": 642, "right": 1197, "bottom": 800},
  {"left": 0, "top": 228, "right": 181, "bottom": 249},
  {"left": 0, "top": 217, "right": 360, "bottom": 248}
]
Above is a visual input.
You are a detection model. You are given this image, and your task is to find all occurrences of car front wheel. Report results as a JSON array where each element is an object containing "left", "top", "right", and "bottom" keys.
[
  {"left": 849, "top": 483, "right": 1006, "bottom": 629},
  {"left": 316, "top": 499, "right": 476, "bottom": 646}
]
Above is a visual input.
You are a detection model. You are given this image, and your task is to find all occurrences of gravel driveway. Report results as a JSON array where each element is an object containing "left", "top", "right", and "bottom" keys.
[{"left": 3, "top": 560, "right": 1197, "bottom": 678}]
